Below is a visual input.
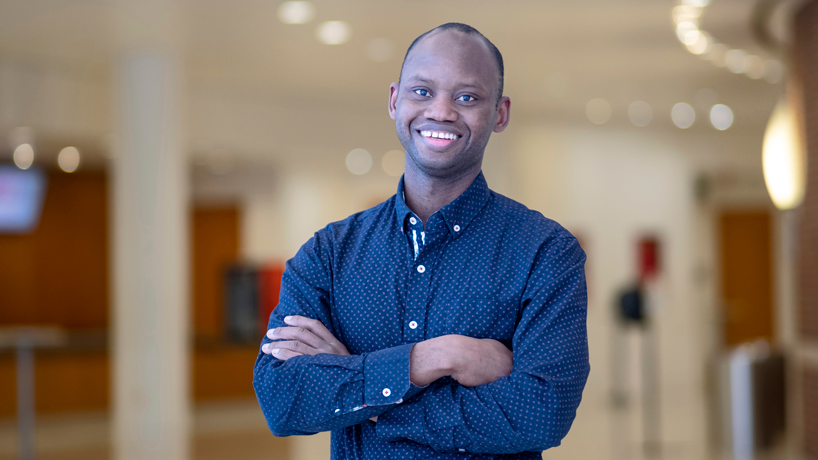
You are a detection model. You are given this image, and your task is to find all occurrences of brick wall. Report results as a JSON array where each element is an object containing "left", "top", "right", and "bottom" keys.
[
  {"left": 806, "top": 368, "right": 818, "bottom": 459},
  {"left": 796, "top": 0, "right": 818, "bottom": 342},
  {"left": 795, "top": 2, "right": 818, "bottom": 459}
]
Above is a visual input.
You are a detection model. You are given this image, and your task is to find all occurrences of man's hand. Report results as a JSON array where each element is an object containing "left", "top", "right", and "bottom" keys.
[
  {"left": 410, "top": 335, "right": 513, "bottom": 387},
  {"left": 262, "top": 315, "right": 350, "bottom": 360}
]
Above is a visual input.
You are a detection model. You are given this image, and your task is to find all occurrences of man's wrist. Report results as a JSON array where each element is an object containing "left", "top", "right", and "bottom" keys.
[{"left": 410, "top": 336, "right": 459, "bottom": 387}]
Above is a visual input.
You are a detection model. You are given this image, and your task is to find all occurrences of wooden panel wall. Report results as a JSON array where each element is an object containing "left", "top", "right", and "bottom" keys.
[
  {"left": 719, "top": 210, "right": 774, "bottom": 346},
  {"left": 0, "top": 171, "right": 108, "bottom": 328}
]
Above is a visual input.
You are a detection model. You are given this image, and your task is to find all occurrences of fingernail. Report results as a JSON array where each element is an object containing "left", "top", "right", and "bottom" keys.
[
  {"left": 272, "top": 349, "right": 280, "bottom": 355},
  {"left": 262, "top": 344, "right": 270, "bottom": 353},
  {"left": 267, "top": 328, "right": 276, "bottom": 338},
  {"left": 284, "top": 316, "right": 293, "bottom": 324}
]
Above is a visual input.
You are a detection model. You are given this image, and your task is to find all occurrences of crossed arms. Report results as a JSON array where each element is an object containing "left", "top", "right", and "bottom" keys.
[{"left": 252, "top": 232, "right": 590, "bottom": 454}]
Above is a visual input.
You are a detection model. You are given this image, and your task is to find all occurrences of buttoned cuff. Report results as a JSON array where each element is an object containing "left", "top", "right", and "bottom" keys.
[
  {"left": 363, "top": 342, "right": 415, "bottom": 406},
  {"left": 375, "top": 394, "right": 427, "bottom": 444}
]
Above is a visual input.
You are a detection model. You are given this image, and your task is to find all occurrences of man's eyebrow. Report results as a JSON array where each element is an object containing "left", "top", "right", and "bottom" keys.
[{"left": 403, "top": 76, "right": 435, "bottom": 84}]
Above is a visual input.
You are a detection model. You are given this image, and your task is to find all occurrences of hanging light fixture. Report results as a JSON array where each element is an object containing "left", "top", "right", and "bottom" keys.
[{"left": 762, "top": 96, "right": 806, "bottom": 210}]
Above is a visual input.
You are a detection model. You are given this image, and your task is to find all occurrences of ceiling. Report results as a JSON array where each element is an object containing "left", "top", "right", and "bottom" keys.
[{"left": 0, "top": 0, "right": 790, "bottom": 170}]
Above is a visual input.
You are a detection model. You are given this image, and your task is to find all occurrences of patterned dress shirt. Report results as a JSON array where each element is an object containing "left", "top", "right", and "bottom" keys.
[{"left": 254, "top": 172, "right": 590, "bottom": 459}]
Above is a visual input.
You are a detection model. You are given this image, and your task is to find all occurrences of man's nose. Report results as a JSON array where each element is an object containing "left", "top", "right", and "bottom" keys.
[{"left": 424, "top": 96, "right": 458, "bottom": 122}]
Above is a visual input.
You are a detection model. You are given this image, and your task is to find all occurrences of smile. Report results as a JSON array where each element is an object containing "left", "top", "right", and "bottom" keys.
[{"left": 419, "top": 130, "right": 461, "bottom": 140}]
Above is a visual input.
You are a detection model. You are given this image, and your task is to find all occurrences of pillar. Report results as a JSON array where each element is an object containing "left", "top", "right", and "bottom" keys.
[{"left": 109, "top": 14, "right": 190, "bottom": 460}]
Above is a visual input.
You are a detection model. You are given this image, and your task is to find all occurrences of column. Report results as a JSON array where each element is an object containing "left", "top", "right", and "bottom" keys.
[{"left": 110, "top": 40, "right": 190, "bottom": 460}]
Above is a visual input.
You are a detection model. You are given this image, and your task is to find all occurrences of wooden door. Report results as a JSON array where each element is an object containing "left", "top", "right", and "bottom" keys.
[
  {"left": 719, "top": 210, "right": 774, "bottom": 346},
  {"left": 191, "top": 206, "right": 239, "bottom": 339}
]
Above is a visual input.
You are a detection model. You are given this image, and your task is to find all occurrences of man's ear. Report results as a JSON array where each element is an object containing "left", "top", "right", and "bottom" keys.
[
  {"left": 388, "top": 82, "right": 399, "bottom": 120},
  {"left": 493, "top": 96, "right": 511, "bottom": 133}
]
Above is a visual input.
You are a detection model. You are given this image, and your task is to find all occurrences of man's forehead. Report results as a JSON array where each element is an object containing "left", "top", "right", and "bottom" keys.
[
  {"left": 401, "top": 29, "right": 499, "bottom": 85},
  {"left": 407, "top": 29, "right": 492, "bottom": 63}
]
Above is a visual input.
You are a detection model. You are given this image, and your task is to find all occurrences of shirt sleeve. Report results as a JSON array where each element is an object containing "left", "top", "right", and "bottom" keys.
[
  {"left": 374, "top": 235, "right": 590, "bottom": 454},
  {"left": 252, "top": 230, "right": 423, "bottom": 436}
]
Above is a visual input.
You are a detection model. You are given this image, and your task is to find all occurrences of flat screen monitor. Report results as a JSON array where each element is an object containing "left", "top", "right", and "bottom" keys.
[{"left": 0, "top": 165, "right": 47, "bottom": 234}]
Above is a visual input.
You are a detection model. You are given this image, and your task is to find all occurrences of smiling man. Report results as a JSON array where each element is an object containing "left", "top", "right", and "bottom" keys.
[{"left": 253, "top": 23, "right": 589, "bottom": 459}]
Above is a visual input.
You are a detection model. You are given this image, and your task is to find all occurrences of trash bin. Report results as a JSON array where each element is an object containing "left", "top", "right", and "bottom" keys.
[{"left": 717, "top": 342, "right": 786, "bottom": 460}]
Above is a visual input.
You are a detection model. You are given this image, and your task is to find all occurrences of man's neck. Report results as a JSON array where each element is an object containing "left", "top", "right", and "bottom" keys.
[{"left": 403, "top": 166, "right": 480, "bottom": 225}]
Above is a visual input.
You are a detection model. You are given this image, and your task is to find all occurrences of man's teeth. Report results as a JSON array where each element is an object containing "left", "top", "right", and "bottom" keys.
[{"left": 420, "top": 130, "right": 459, "bottom": 140}]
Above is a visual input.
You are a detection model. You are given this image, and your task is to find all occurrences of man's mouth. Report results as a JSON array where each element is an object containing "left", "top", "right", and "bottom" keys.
[
  {"left": 418, "top": 130, "right": 461, "bottom": 141},
  {"left": 416, "top": 130, "right": 462, "bottom": 149}
]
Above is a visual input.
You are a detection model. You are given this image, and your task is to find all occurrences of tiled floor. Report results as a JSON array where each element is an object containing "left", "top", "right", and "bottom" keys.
[{"left": 0, "top": 392, "right": 792, "bottom": 460}]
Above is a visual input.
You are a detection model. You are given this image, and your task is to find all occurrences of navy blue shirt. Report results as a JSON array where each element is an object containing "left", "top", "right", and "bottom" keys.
[{"left": 254, "top": 172, "right": 589, "bottom": 459}]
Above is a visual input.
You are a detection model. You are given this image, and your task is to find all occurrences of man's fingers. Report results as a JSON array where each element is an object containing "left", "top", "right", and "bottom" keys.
[
  {"left": 270, "top": 347, "right": 302, "bottom": 360},
  {"left": 284, "top": 316, "right": 342, "bottom": 348},
  {"left": 282, "top": 316, "right": 350, "bottom": 354},
  {"left": 262, "top": 340, "right": 318, "bottom": 357},
  {"left": 268, "top": 325, "right": 325, "bottom": 349}
]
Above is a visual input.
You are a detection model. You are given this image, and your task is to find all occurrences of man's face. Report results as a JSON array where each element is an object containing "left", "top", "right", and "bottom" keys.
[{"left": 389, "top": 30, "right": 510, "bottom": 180}]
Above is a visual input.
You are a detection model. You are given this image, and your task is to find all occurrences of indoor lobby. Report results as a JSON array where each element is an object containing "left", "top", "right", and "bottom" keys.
[{"left": 0, "top": 1, "right": 816, "bottom": 459}]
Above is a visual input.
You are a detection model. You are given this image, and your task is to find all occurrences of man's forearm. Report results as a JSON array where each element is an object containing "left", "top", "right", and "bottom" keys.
[{"left": 409, "top": 335, "right": 513, "bottom": 388}]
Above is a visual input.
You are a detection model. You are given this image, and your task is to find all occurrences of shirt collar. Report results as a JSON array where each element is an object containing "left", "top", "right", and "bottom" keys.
[{"left": 395, "top": 172, "right": 490, "bottom": 239}]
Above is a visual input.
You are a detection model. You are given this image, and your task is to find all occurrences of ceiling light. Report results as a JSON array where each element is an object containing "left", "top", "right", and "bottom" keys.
[
  {"left": 317, "top": 21, "right": 351, "bottom": 45},
  {"left": 346, "top": 148, "right": 371, "bottom": 175},
  {"left": 683, "top": 0, "right": 711, "bottom": 6},
  {"left": 277, "top": 1, "right": 315, "bottom": 24},
  {"left": 763, "top": 60, "right": 783, "bottom": 84},
  {"left": 706, "top": 43, "right": 728, "bottom": 67},
  {"left": 676, "top": 21, "right": 699, "bottom": 43},
  {"left": 744, "top": 55, "right": 764, "bottom": 79},
  {"left": 586, "top": 98, "right": 612, "bottom": 125},
  {"left": 58, "top": 146, "right": 80, "bottom": 172},
  {"left": 13, "top": 144, "right": 34, "bottom": 170},
  {"left": 628, "top": 101, "right": 653, "bottom": 127},
  {"left": 685, "top": 31, "right": 709, "bottom": 54},
  {"left": 725, "top": 49, "right": 747, "bottom": 74},
  {"left": 381, "top": 150, "right": 404, "bottom": 177},
  {"left": 763, "top": 97, "right": 806, "bottom": 210},
  {"left": 709, "top": 104, "right": 733, "bottom": 130},
  {"left": 671, "top": 103, "right": 696, "bottom": 129}
]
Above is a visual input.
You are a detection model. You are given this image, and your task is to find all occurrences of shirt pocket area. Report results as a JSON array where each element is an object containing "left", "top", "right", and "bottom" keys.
[{"left": 445, "top": 297, "right": 517, "bottom": 344}]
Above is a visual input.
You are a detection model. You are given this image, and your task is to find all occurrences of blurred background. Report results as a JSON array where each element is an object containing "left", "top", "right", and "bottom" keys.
[{"left": 0, "top": 0, "right": 816, "bottom": 459}]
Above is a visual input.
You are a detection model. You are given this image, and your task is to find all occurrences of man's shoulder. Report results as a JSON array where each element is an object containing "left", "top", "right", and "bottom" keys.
[{"left": 490, "top": 191, "right": 576, "bottom": 242}]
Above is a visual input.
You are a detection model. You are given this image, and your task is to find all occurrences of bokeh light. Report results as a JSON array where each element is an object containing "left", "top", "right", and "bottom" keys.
[
  {"left": 277, "top": 1, "right": 315, "bottom": 24},
  {"left": 346, "top": 148, "right": 372, "bottom": 175},
  {"left": 726, "top": 49, "right": 747, "bottom": 74},
  {"left": 586, "top": 98, "right": 612, "bottom": 125},
  {"left": 58, "top": 146, "right": 81, "bottom": 172},
  {"left": 709, "top": 104, "right": 734, "bottom": 130},
  {"left": 671, "top": 103, "right": 696, "bottom": 129},
  {"left": 317, "top": 21, "right": 352, "bottom": 45},
  {"left": 763, "top": 98, "right": 806, "bottom": 210},
  {"left": 628, "top": 101, "right": 653, "bottom": 127},
  {"left": 13, "top": 143, "right": 34, "bottom": 170}
]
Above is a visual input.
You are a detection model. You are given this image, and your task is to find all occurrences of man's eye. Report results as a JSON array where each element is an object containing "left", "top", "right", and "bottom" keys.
[
  {"left": 457, "top": 95, "right": 476, "bottom": 102},
  {"left": 414, "top": 89, "right": 430, "bottom": 97}
]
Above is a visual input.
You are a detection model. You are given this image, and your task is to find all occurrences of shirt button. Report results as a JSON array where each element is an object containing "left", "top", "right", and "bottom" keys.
[
  {"left": 382, "top": 388, "right": 391, "bottom": 397},
  {"left": 454, "top": 225, "right": 461, "bottom": 232},
  {"left": 417, "top": 265, "right": 425, "bottom": 273},
  {"left": 409, "top": 217, "right": 417, "bottom": 225},
  {"left": 409, "top": 320, "right": 418, "bottom": 329}
]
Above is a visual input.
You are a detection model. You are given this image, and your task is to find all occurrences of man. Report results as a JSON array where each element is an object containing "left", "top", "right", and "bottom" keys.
[{"left": 254, "top": 23, "right": 589, "bottom": 459}]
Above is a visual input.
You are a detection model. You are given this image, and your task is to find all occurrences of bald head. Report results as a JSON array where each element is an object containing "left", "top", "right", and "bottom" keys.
[{"left": 400, "top": 23, "right": 504, "bottom": 105}]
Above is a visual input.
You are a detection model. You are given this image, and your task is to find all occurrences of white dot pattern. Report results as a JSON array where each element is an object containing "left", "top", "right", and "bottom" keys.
[{"left": 253, "top": 172, "right": 590, "bottom": 459}]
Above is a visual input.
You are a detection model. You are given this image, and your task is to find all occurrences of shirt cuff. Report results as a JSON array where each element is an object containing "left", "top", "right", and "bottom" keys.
[
  {"left": 363, "top": 342, "right": 415, "bottom": 406},
  {"left": 375, "top": 394, "right": 427, "bottom": 444}
]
